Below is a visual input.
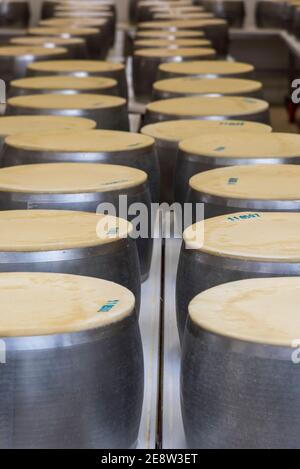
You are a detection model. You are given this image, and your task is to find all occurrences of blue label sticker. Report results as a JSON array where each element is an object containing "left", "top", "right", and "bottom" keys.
[
  {"left": 227, "top": 213, "right": 261, "bottom": 222},
  {"left": 214, "top": 146, "right": 226, "bottom": 152},
  {"left": 99, "top": 300, "right": 119, "bottom": 313},
  {"left": 228, "top": 177, "right": 238, "bottom": 185}
]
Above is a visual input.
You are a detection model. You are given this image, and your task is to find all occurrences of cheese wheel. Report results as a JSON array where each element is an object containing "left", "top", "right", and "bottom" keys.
[
  {"left": 141, "top": 120, "right": 272, "bottom": 142},
  {"left": 134, "top": 47, "right": 216, "bottom": 58},
  {"left": 189, "top": 277, "right": 300, "bottom": 347},
  {"left": 184, "top": 212, "right": 300, "bottom": 261},
  {"left": 0, "top": 116, "right": 96, "bottom": 137},
  {"left": 189, "top": 164, "right": 300, "bottom": 200},
  {"left": 0, "top": 163, "right": 147, "bottom": 193},
  {"left": 0, "top": 210, "right": 132, "bottom": 251},
  {"left": 5, "top": 129, "right": 154, "bottom": 152},
  {"left": 10, "top": 76, "right": 117, "bottom": 92},
  {"left": 0, "top": 272, "right": 135, "bottom": 336},
  {"left": 146, "top": 96, "right": 269, "bottom": 118},
  {"left": 136, "top": 30, "right": 205, "bottom": 38},
  {"left": 134, "top": 38, "right": 211, "bottom": 48},
  {"left": 10, "top": 36, "right": 85, "bottom": 46},
  {"left": 180, "top": 132, "right": 300, "bottom": 158},
  {"left": 7, "top": 94, "right": 126, "bottom": 110},
  {"left": 159, "top": 60, "right": 254, "bottom": 76},
  {"left": 0, "top": 45, "right": 67, "bottom": 57},
  {"left": 153, "top": 77, "right": 263, "bottom": 96},
  {"left": 27, "top": 59, "right": 124, "bottom": 74}
]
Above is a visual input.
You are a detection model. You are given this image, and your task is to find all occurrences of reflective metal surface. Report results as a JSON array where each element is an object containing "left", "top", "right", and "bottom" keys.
[{"left": 0, "top": 313, "right": 144, "bottom": 449}]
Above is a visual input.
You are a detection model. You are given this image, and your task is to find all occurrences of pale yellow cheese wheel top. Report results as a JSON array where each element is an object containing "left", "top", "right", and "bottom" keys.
[
  {"left": 28, "top": 27, "right": 100, "bottom": 36},
  {"left": 153, "top": 77, "right": 263, "bottom": 94},
  {"left": 0, "top": 46, "right": 67, "bottom": 57},
  {"left": 189, "top": 277, "right": 300, "bottom": 347},
  {"left": 0, "top": 210, "right": 132, "bottom": 251},
  {"left": 136, "top": 30, "right": 205, "bottom": 38},
  {"left": 10, "top": 76, "right": 117, "bottom": 91},
  {"left": 141, "top": 120, "right": 272, "bottom": 142},
  {"left": 189, "top": 164, "right": 300, "bottom": 200},
  {"left": 134, "top": 38, "right": 211, "bottom": 47},
  {"left": 6, "top": 129, "right": 154, "bottom": 152},
  {"left": 0, "top": 163, "right": 147, "bottom": 193},
  {"left": 0, "top": 116, "right": 96, "bottom": 137},
  {"left": 159, "top": 60, "right": 254, "bottom": 75},
  {"left": 8, "top": 94, "right": 126, "bottom": 110},
  {"left": 0, "top": 272, "right": 135, "bottom": 337},
  {"left": 27, "top": 59, "right": 124, "bottom": 73},
  {"left": 10, "top": 36, "right": 85, "bottom": 46},
  {"left": 139, "top": 19, "right": 227, "bottom": 28},
  {"left": 184, "top": 212, "right": 300, "bottom": 262},
  {"left": 146, "top": 97, "right": 269, "bottom": 117},
  {"left": 39, "top": 18, "right": 107, "bottom": 27},
  {"left": 134, "top": 47, "right": 215, "bottom": 58},
  {"left": 179, "top": 132, "right": 300, "bottom": 158}
]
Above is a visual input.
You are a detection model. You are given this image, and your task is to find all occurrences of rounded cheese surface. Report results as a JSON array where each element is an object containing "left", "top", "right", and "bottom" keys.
[
  {"left": 136, "top": 30, "right": 205, "bottom": 38},
  {"left": 10, "top": 76, "right": 117, "bottom": 91},
  {"left": 189, "top": 164, "right": 300, "bottom": 200},
  {"left": 138, "top": 19, "right": 227, "bottom": 28},
  {"left": 134, "top": 47, "right": 215, "bottom": 58},
  {"left": 146, "top": 97, "right": 269, "bottom": 118},
  {"left": 28, "top": 27, "right": 100, "bottom": 36},
  {"left": 159, "top": 60, "right": 254, "bottom": 76},
  {"left": 0, "top": 210, "right": 132, "bottom": 251},
  {"left": 7, "top": 94, "right": 126, "bottom": 110},
  {"left": 184, "top": 212, "right": 300, "bottom": 261},
  {"left": 179, "top": 132, "right": 300, "bottom": 158},
  {"left": 189, "top": 277, "right": 300, "bottom": 347},
  {"left": 134, "top": 38, "right": 211, "bottom": 48},
  {"left": 0, "top": 46, "right": 67, "bottom": 57},
  {"left": 10, "top": 36, "right": 85, "bottom": 46},
  {"left": 141, "top": 120, "right": 272, "bottom": 142},
  {"left": 27, "top": 59, "right": 124, "bottom": 73},
  {"left": 0, "top": 116, "right": 96, "bottom": 137},
  {"left": 5, "top": 129, "right": 154, "bottom": 152},
  {"left": 0, "top": 163, "right": 148, "bottom": 193},
  {"left": 153, "top": 77, "right": 263, "bottom": 95},
  {"left": 0, "top": 272, "right": 135, "bottom": 337}
]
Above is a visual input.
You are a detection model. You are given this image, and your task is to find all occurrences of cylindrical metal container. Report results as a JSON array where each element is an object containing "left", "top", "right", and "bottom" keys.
[
  {"left": 6, "top": 94, "right": 129, "bottom": 131},
  {"left": 152, "top": 77, "right": 264, "bottom": 100},
  {"left": 177, "top": 211, "right": 300, "bottom": 342},
  {"left": 255, "top": 0, "right": 288, "bottom": 28},
  {"left": 188, "top": 164, "right": 300, "bottom": 219},
  {"left": 202, "top": 0, "right": 246, "bottom": 27},
  {"left": 10, "top": 36, "right": 88, "bottom": 60},
  {"left": 8, "top": 75, "right": 118, "bottom": 97},
  {"left": 144, "top": 96, "right": 270, "bottom": 128},
  {"left": 0, "top": 0, "right": 30, "bottom": 28},
  {"left": 176, "top": 132, "right": 300, "bottom": 204},
  {"left": 0, "top": 46, "right": 68, "bottom": 85},
  {"left": 0, "top": 272, "right": 144, "bottom": 449},
  {"left": 28, "top": 27, "right": 104, "bottom": 60},
  {"left": 2, "top": 129, "right": 160, "bottom": 202},
  {"left": 132, "top": 47, "right": 216, "bottom": 101},
  {"left": 137, "top": 19, "right": 230, "bottom": 56},
  {"left": 181, "top": 276, "right": 300, "bottom": 449},
  {"left": 133, "top": 38, "right": 212, "bottom": 50},
  {"left": 0, "top": 115, "right": 96, "bottom": 154},
  {"left": 0, "top": 163, "right": 153, "bottom": 281},
  {"left": 0, "top": 210, "right": 141, "bottom": 313},
  {"left": 26, "top": 59, "right": 128, "bottom": 99},
  {"left": 141, "top": 120, "right": 272, "bottom": 204},
  {"left": 158, "top": 59, "right": 255, "bottom": 80}
]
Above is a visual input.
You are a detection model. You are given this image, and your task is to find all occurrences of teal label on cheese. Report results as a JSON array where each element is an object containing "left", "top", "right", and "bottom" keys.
[
  {"left": 99, "top": 299, "right": 119, "bottom": 313},
  {"left": 227, "top": 213, "right": 261, "bottom": 222},
  {"left": 228, "top": 177, "right": 238, "bottom": 185}
]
